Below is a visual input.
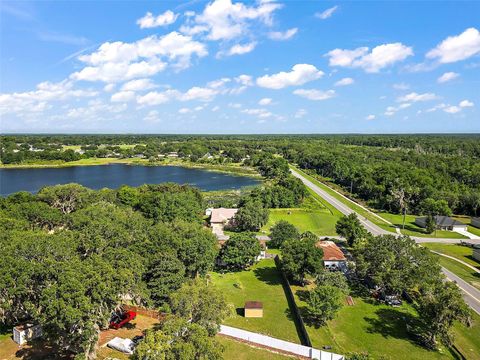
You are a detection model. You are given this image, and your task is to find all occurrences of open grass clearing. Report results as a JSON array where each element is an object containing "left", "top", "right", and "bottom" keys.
[
  {"left": 422, "top": 243, "right": 480, "bottom": 270},
  {"left": 210, "top": 259, "right": 301, "bottom": 343},
  {"left": 262, "top": 208, "right": 339, "bottom": 236}
]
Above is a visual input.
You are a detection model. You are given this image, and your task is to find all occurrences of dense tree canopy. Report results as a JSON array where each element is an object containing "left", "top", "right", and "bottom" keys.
[
  {"left": 0, "top": 182, "right": 218, "bottom": 359},
  {"left": 218, "top": 233, "right": 262, "bottom": 271},
  {"left": 281, "top": 233, "right": 324, "bottom": 285}
]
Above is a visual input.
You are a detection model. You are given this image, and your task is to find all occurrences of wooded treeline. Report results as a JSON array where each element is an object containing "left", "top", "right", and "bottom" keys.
[{"left": 1, "top": 134, "right": 479, "bottom": 215}]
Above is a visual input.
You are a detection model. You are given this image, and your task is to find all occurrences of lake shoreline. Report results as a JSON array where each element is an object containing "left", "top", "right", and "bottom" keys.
[{"left": 0, "top": 158, "right": 261, "bottom": 178}]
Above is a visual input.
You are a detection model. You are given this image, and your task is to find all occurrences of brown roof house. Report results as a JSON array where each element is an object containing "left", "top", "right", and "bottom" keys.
[
  {"left": 316, "top": 240, "right": 347, "bottom": 271},
  {"left": 244, "top": 301, "right": 263, "bottom": 318}
]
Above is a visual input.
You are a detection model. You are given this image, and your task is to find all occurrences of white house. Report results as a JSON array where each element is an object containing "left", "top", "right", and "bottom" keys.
[{"left": 13, "top": 323, "right": 42, "bottom": 345}]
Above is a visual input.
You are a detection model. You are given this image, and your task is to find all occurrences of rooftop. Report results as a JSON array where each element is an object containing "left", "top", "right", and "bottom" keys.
[
  {"left": 416, "top": 215, "right": 466, "bottom": 227},
  {"left": 316, "top": 241, "right": 346, "bottom": 261},
  {"left": 210, "top": 208, "right": 238, "bottom": 223},
  {"left": 245, "top": 301, "right": 263, "bottom": 309}
]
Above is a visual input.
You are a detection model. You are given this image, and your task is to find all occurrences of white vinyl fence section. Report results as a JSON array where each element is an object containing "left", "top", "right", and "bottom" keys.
[{"left": 219, "top": 325, "right": 344, "bottom": 360}]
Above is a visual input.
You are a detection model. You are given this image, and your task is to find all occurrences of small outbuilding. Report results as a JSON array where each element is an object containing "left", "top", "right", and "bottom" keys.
[
  {"left": 415, "top": 216, "right": 467, "bottom": 231},
  {"left": 244, "top": 301, "right": 263, "bottom": 318},
  {"left": 13, "top": 323, "right": 42, "bottom": 345}
]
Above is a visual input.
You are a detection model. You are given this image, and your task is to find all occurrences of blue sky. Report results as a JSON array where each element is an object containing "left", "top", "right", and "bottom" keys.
[{"left": 1, "top": 0, "right": 479, "bottom": 134}]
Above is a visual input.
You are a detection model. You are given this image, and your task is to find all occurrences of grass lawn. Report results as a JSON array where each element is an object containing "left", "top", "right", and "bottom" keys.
[
  {"left": 218, "top": 336, "right": 292, "bottom": 360},
  {"left": 422, "top": 243, "right": 480, "bottom": 270},
  {"left": 210, "top": 259, "right": 301, "bottom": 343},
  {"left": 261, "top": 187, "right": 343, "bottom": 237},
  {"left": 262, "top": 208, "right": 339, "bottom": 236},
  {"left": 434, "top": 255, "right": 480, "bottom": 291},
  {"left": 290, "top": 287, "right": 455, "bottom": 360},
  {"left": 468, "top": 226, "right": 480, "bottom": 237},
  {"left": 452, "top": 311, "right": 480, "bottom": 360}
]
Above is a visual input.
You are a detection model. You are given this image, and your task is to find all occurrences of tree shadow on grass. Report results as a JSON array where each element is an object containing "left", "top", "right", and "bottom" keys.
[
  {"left": 364, "top": 307, "right": 421, "bottom": 344},
  {"left": 253, "top": 266, "right": 282, "bottom": 286}
]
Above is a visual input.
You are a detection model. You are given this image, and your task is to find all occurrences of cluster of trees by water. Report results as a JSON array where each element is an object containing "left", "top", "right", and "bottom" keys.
[
  {"left": 2, "top": 134, "right": 479, "bottom": 217},
  {"left": 0, "top": 152, "right": 307, "bottom": 359}
]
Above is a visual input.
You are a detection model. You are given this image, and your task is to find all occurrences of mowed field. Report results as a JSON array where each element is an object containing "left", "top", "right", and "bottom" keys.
[
  {"left": 210, "top": 259, "right": 301, "bottom": 343},
  {"left": 261, "top": 189, "right": 342, "bottom": 237}
]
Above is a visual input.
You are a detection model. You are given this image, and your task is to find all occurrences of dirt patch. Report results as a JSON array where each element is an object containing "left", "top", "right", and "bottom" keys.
[{"left": 0, "top": 315, "right": 159, "bottom": 360}]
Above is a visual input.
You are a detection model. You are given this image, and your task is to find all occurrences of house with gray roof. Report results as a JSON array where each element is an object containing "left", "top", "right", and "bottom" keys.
[
  {"left": 471, "top": 217, "right": 480, "bottom": 229},
  {"left": 415, "top": 215, "right": 467, "bottom": 231}
]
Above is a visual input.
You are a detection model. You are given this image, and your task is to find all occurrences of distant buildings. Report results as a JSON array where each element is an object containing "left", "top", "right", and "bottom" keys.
[{"left": 415, "top": 216, "right": 467, "bottom": 231}]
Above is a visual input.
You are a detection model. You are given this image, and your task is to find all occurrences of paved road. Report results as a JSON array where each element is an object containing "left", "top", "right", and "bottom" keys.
[
  {"left": 442, "top": 268, "right": 480, "bottom": 315},
  {"left": 291, "top": 168, "right": 480, "bottom": 314}
]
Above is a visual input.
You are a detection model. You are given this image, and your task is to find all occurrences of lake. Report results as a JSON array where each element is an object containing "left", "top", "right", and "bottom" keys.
[{"left": 0, "top": 164, "right": 261, "bottom": 196}]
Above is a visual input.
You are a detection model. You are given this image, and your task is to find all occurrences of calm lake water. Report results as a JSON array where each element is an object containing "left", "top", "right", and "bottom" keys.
[{"left": 0, "top": 164, "right": 260, "bottom": 196}]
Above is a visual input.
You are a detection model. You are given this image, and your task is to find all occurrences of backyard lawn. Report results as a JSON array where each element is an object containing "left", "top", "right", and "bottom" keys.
[
  {"left": 210, "top": 259, "right": 301, "bottom": 343},
  {"left": 290, "top": 286, "right": 461, "bottom": 360}
]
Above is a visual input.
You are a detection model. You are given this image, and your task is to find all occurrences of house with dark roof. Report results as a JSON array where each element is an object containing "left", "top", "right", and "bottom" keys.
[
  {"left": 415, "top": 215, "right": 467, "bottom": 231},
  {"left": 472, "top": 217, "right": 480, "bottom": 229}
]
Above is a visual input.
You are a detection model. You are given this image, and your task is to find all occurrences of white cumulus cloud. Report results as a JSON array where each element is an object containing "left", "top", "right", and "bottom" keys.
[
  {"left": 182, "top": 0, "right": 282, "bottom": 41},
  {"left": 334, "top": 77, "right": 354, "bottom": 86},
  {"left": 397, "top": 92, "right": 438, "bottom": 103},
  {"left": 437, "top": 72, "right": 459, "bottom": 83},
  {"left": 293, "top": 89, "right": 335, "bottom": 101},
  {"left": 137, "top": 10, "right": 178, "bottom": 29},
  {"left": 326, "top": 43, "right": 413, "bottom": 73},
  {"left": 257, "top": 64, "right": 324, "bottom": 89},
  {"left": 258, "top": 98, "right": 272, "bottom": 105},
  {"left": 111, "top": 91, "right": 135, "bottom": 102},
  {"left": 459, "top": 99, "right": 474, "bottom": 107},
  {"left": 121, "top": 78, "right": 157, "bottom": 92},
  {"left": 427, "top": 27, "right": 480, "bottom": 63}
]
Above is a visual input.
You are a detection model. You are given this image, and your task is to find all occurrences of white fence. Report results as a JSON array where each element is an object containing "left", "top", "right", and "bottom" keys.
[{"left": 219, "top": 325, "right": 344, "bottom": 360}]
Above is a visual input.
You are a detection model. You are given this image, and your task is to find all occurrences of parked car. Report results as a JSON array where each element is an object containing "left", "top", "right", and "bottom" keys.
[
  {"left": 385, "top": 295, "right": 402, "bottom": 307},
  {"left": 110, "top": 310, "right": 137, "bottom": 329}
]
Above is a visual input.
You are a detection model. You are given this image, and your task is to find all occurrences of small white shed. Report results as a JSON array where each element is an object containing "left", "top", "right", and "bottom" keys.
[{"left": 13, "top": 323, "right": 42, "bottom": 345}]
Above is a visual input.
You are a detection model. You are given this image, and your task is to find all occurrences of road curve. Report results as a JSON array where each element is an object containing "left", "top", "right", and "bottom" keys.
[{"left": 291, "top": 168, "right": 480, "bottom": 314}]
